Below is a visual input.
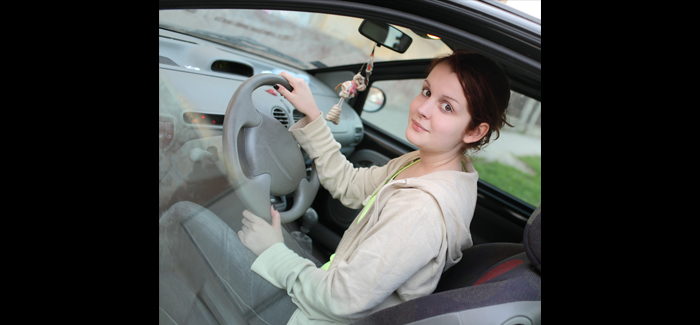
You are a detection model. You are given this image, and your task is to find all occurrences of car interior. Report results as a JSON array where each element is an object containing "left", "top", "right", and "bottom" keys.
[{"left": 159, "top": 1, "right": 540, "bottom": 324}]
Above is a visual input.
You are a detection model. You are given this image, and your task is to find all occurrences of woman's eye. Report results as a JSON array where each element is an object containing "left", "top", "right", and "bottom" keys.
[
  {"left": 441, "top": 102, "right": 453, "bottom": 112},
  {"left": 421, "top": 88, "right": 431, "bottom": 97}
]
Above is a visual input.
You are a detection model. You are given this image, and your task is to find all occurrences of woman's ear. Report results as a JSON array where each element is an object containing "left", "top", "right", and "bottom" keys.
[{"left": 463, "top": 122, "right": 489, "bottom": 144}]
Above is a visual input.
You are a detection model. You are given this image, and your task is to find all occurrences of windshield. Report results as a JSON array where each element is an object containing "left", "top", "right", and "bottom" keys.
[{"left": 159, "top": 9, "right": 453, "bottom": 70}]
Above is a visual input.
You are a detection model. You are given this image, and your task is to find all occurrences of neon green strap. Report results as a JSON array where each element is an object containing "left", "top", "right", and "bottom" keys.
[
  {"left": 321, "top": 253, "right": 335, "bottom": 270},
  {"left": 356, "top": 158, "right": 419, "bottom": 224}
]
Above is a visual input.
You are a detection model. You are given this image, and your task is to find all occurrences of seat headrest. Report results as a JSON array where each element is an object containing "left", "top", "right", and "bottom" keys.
[{"left": 523, "top": 205, "right": 541, "bottom": 272}]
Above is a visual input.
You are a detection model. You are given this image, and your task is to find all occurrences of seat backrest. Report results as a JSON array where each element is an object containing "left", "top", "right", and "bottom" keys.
[
  {"left": 353, "top": 205, "right": 541, "bottom": 325},
  {"left": 433, "top": 242, "right": 525, "bottom": 293},
  {"left": 523, "top": 204, "right": 541, "bottom": 272}
]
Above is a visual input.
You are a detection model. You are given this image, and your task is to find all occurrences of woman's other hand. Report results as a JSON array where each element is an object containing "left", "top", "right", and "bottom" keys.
[
  {"left": 238, "top": 206, "right": 284, "bottom": 256},
  {"left": 276, "top": 71, "right": 322, "bottom": 121}
]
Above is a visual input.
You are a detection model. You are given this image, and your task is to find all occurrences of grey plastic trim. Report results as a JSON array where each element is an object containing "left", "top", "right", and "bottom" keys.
[
  {"left": 406, "top": 301, "right": 541, "bottom": 325},
  {"left": 314, "top": 70, "right": 356, "bottom": 93},
  {"left": 349, "top": 149, "right": 391, "bottom": 167},
  {"left": 158, "top": 307, "right": 178, "bottom": 325}
]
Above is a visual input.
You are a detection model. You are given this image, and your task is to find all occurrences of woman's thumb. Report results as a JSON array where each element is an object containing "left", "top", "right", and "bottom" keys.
[{"left": 270, "top": 205, "right": 281, "bottom": 229}]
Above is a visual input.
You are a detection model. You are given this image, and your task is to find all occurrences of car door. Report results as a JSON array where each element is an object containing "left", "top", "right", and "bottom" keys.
[{"left": 159, "top": 0, "right": 540, "bottom": 259}]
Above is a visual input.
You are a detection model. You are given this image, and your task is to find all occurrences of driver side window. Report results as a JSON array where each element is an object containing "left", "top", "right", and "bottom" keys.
[{"left": 361, "top": 79, "right": 541, "bottom": 208}]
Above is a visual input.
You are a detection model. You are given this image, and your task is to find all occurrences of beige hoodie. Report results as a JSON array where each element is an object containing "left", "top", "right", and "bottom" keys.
[{"left": 251, "top": 114, "right": 478, "bottom": 324}]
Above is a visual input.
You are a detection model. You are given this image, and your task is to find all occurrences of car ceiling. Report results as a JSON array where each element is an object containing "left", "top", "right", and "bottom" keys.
[{"left": 159, "top": 0, "right": 541, "bottom": 101}]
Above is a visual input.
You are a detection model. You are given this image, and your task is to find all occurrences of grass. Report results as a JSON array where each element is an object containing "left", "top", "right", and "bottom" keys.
[{"left": 471, "top": 155, "right": 541, "bottom": 207}]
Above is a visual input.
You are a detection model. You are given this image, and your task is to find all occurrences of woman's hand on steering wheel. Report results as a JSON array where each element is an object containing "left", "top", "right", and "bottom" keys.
[
  {"left": 275, "top": 71, "right": 322, "bottom": 121},
  {"left": 239, "top": 206, "right": 284, "bottom": 256}
]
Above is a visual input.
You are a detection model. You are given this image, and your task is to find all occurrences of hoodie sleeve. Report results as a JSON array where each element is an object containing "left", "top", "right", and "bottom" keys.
[
  {"left": 289, "top": 113, "right": 402, "bottom": 209},
  {"left": 251, "top": 191, "right": 444, "bottom": 323}
]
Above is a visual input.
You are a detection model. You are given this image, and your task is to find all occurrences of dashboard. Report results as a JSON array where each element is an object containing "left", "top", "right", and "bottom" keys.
[{"left": 158, "top": 27, "right": 365, "bottom": 212}]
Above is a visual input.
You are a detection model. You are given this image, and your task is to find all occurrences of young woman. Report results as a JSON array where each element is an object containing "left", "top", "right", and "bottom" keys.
[{"left": 236, "top": 50, "right": 513, "bottom": 324}]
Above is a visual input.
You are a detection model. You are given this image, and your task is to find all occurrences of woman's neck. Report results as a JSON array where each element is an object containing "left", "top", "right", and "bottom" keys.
[
  {"left": 397, "top": 151, "right": 463, "bottom": 180},
  {"left": 418, "top": 151, "right": 463, "bottom": 171}
]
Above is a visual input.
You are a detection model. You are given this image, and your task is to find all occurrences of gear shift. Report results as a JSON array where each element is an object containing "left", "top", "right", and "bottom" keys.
[
  {"left": 292, "top": 208, "right": 317, "bottom": 257},
  {"left": 300, "top": 207, "right": 318, "bottom": 234}
]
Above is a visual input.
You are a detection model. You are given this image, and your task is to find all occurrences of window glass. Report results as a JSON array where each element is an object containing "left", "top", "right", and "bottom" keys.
[
  {"left": 360, "top": 79, "right": 422, "bottom": 143},
  {"left": 159, "top": 9, "right": 451, "bottom": 70},
  {"left": 362, "top": 79, "right": 541, "bottom": 207}
]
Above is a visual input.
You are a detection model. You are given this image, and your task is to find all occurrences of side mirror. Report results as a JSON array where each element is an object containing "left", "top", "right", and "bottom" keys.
[
  {"left": 363, "top": 86, "right": 386, "bottom": 113},
  {"left": 358, "top": 20, "right": 412, "bottom": 53}
]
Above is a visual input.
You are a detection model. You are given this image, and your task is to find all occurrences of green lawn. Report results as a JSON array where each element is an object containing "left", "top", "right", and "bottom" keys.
[{"left": 471, "top": 155, "right": 541, "bottom": 207}]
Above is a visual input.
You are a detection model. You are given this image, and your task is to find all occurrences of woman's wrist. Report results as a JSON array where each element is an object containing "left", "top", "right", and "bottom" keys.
[{"left": 306, "top": 110, "right": 323, "bottom": 122}]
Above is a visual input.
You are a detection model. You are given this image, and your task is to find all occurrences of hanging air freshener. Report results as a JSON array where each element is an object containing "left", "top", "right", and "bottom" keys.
[
  {"left": 365, "top": 45, "right": 375, "bottom": 82},
  {"left": 325, "top": 45, "right": 376, "bottom": 125}
]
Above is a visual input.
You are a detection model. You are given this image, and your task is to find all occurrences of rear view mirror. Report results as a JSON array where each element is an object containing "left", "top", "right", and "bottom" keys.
[{"left": 358, "top": 20, "right": 412, "bottom": 53}]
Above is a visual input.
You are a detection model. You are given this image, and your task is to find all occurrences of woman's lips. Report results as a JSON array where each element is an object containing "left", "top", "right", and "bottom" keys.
[{"left": 412, "top": 119, "right": 429, "bottom": 132}]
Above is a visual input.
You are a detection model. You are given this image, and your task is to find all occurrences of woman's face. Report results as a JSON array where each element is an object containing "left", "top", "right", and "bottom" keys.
[{"left": 406, "top": 62, "right": 472, "bottom": 155}]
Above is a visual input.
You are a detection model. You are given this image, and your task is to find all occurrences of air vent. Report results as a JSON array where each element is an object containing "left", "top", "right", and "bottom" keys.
[
  {"left": 211, "top": 60, "right": 254, "bottom": 77},
  {"left": 293, "top": 110, "right": 306, "bottom": 123},
  {"left": 272, "top": 107, "right": 289, "bottom": 128}
]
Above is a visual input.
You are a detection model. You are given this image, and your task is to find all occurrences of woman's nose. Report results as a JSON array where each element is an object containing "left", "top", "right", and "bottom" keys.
[{"left": 417, "top": 100, "right": 431, "bottom": 119}]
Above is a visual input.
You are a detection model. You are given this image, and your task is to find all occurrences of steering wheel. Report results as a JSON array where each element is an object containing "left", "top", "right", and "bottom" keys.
[{"left": 222, "top": 73, "right": 319, "bottom": 223}]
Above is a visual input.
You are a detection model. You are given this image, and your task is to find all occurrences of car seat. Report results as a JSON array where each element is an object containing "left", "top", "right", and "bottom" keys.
[
  {"left": 159, "top": 201, "right": 317, "bottom": 324},
  {"left": 353, "top": 205, "right": 541, "bottom": 325}
]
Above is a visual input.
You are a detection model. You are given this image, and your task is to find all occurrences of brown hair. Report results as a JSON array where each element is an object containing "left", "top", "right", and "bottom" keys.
[{"left": 428, "top": 50, "right": 513, "bottom": 152}]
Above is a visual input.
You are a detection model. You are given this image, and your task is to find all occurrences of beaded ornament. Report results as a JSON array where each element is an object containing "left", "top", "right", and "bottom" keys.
[{"left": 325, "top": 45, "right": 375, "bottom": 124}]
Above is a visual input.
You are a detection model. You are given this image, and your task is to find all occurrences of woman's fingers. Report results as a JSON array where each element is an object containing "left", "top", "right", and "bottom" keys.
[
  {"left": 238, "top": 208, "right": 284, "bottom": 256},
  {"left": 241, "top": 218, "right": 254, "bottom": 230},
  {"left": 242, "top": 209, "right": 263, "bottom": 223},
  {"left": 276, "top": 71, "right": 321, "bottom": 120},
  {"left": 279, "top": 70, "right": 297, "bottom": 83},
  {"left": 275, "top": 83, "right": 292, "bottom": 97},
  {"left": 276, "top": 71, "right": 299, "bottom": 96},
  {"left": 270, "top": 206, "right": 280, "bottom": 231}
]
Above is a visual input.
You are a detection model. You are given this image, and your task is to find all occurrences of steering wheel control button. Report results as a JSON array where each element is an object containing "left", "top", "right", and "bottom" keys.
[{"left": 163, "top": 122, "right": 174, "bottom": 147}]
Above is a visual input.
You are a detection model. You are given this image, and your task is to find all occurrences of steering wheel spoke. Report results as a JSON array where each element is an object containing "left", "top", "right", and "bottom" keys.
[{"left": 236, "top": 173, "right": 273, "bottom": 220}]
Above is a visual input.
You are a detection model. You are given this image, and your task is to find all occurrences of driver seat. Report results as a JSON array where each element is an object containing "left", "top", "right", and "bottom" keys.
[{"left": 353, "top": 205, "right": 541, "bottom": 325}]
